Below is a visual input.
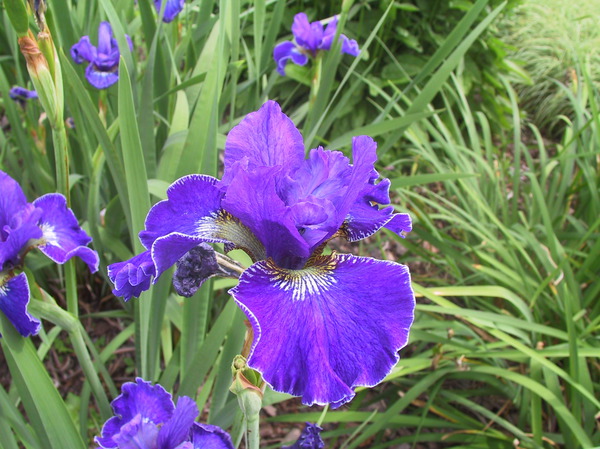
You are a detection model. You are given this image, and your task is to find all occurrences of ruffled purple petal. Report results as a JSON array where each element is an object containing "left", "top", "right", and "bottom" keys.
[
  {"left": 33, "top": 193, "right": 99, "bottom": 272},
  {"left": 70, "top": 35, "right": 97, "bottom": 64},
  {"left": 0, "top": 273, "right": 40, "bottom": 337},
  {"left": 282, "top": 423, "right": 324, "bottom": 449},
  {"left": 158, "top": 396, "right": 199, "bottom": 449},
  {"left": 155, "top": 0, "right": 185, "bottom": 22},
  {"left": 190, "top": 423, "right": 235, "bottom": 449},
  {"left": 273, "top": 41, "right": 308, "bottom": 75},
  {"left": 84, "top": 64, "right": 119, "bottom": 89},
  {"left": 96, "top": 378, "right": 175, "bottom": 448},
  {"left": 107, "top": 251, "right": 155, "bottom": 301},
  {"left": 222, "top": 166, "right": 309, "bottom": 269},
  {"left": 230, "top": 254, "right": 415, "bottom": 407},
  {"left": 223, "top": 101, "right": 305, "bottom": 183}
]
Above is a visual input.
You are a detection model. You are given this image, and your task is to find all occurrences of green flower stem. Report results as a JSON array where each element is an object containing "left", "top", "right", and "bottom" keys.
[
  {"left": 246, "top": 410, "right": 260, "bottom": 449},
  {"left": 309, "top": 53, "right": 323, "bottom": 110},
  {"left": 29, "top": 299, "right": 112, "bottom": 420}
]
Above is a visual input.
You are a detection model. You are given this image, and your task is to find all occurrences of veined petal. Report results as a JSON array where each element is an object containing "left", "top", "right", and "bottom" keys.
[
  {"left": 110, "top": 415, "right": 158, "bottom": 449},
  {"left": 85, "top": 64, "right": 119, "bottom": 89},
  {"left": 230, "top": 254, "right": 415, "bottom": 407},
  {"left": 0, "top": 273, "right": 40, "bottom": 337},
  {"left": 191, "top": 423, "right": 235, "bottom": 449},
  {"left": 70, "top": 36, "right": 97, "bottom": 64},
  {"left": 222, "top": 166, "right": 309, "bottom": 269},
  {"left": 33, "top": 193, "right": 99, "bottom": 272},
  {"left": 107, "top": 251, "right": 155, "bottom": 301},
  {"left": 223, "top": 101, "right": 305, "bottom": 182},
  {"left": 158, "top": 397, "right": 199, "bottom": 449},
  {"left": 96, "top": 378, "right": 174, "bottom": 448}
]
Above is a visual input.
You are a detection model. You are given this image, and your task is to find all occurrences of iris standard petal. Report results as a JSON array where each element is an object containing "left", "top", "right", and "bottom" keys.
[
  {"left": 110, "top": 415, "right": 159, "bottom": 449},
  {"left": 70, "top": 36, "right": 97, "bottom": 64},
  {"left": 320, "top": 16, "right": 338, "bottom": 50},
  {"left": 96, "top": 378, "right": 174, "bottom": 448},
  {"left": 155, "top": 0, "right": 185, "bottom": 22},
  {"left": 0, "top": 170, "right": 29, "bottom": 229},
  {"left": 223, "top": 101, "right": 305, "bottom": 181},
  {"left": 190, "top": 423, "right": 235, "bottom": 449},
  {"left": 0, "top": 273, "right": 40, "bottom": 337},
  {"left": 230, "top": 253, "right": 415, "bottom": 407},
  {"left": 222, "top": 166, "right": 310, "bottom": 269},
  {"left": 97, "top": 22, "right": 114, "bottom": 56},
  {"left": 282, "top": 423, "right": 324, "bottom": 449},
  {"left": 291, "top": 13, "right": 323, "bottom": 53},
  {"left": 341, "top": 36, "right": 360, "bottom": 57},
  {"left": 157, "top": 396, "right": 199, "bottom": 449},
  {"left": 107, "top": 251, "right": 155, "bottom": 301},
  {"left": 33, "top": 193, "right": 99, "bottom": 272},
  {"left": 84, "top": 64, "right": 119, "bottom": 89}
]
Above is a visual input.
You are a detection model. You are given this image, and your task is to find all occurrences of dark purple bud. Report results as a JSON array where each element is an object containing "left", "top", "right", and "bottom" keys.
[
  {"left": 172, "top": 243, "right": 222, "bottom": 297},
  {"left": 9, "top": 86, "right": 38, "bottom": 106}
]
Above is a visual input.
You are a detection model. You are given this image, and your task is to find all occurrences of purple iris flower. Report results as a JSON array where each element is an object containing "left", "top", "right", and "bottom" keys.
[
  {"left": 107, "top": 101, "right": 415, "bottom": 408},
  {"left": 9, "top": 86, "right": 38, "bottom": 106},
  {"left": 273, "top": 12, "right": 360, "bottom": 75},
  {"left": 154, "top": 0, "right": 185, "bottom": 23},
  {"left": 96, "top": 377, "right": 234, "bottom": 449},
  {"left": 70, "top": 22, "right": 133, "bottom": 89},
  {"left": 283, "top": 423, "right": 324, "bottom": 449},
  {"left": 0, "top": 170, "right": 99, "bottom": 337}
]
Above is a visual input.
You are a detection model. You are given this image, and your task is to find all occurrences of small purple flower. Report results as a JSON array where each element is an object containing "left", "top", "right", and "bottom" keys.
[
  {"left": 96, "top": 378, "right": 234, "bottom": 449},
  {"left": 0, "top": 170, "right": 99, "bottom": 337},
  {"left": 274, "top": 12, "right": 360, "bottom": 75},
  {"left": 154, "top": 0, "right": 185, "bottom": 23},
  {"left": 9, "top": 86, "right": 38, "bottom": 106},
  {"left": 283, "top": 423, "right": 325, "bottom": 449},
  {"left": 70, "top": 22, "right": 133, "bottom": 89},
  {"left": 108, "top": 101, "right": 415, "bottom": 408}
]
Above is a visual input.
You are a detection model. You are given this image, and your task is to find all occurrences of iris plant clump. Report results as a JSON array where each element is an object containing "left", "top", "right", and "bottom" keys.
[
  {"left": 0, "top": 170, "right": 99, "bottom": 337},
  {"left": 108, "top": 101, "right": 415, "bottom": 408},
  {"left": 71, "top": 21, "right": 133, "bottom": 89},
  {"left": 273, "top": 12, "right": 360, "bottom": 75}
]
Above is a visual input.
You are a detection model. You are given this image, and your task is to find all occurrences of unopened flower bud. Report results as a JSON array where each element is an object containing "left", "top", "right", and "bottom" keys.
[{"left": 230, "top": 355, "right": 264, "bottom": 420}]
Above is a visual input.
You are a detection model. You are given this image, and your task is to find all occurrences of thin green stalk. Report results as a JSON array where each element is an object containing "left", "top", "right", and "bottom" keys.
[{"left": 246, "top": 413, "right": 260, "bottom": 449}]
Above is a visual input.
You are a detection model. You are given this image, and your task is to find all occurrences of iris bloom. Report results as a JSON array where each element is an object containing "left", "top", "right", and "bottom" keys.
[
  {"left": 283, "top": 423, "right": 324, "bottom": 449},
  {"left": 96, "top": 378, "right": 234, "bottom": 449},
  {"left": 154, "top": 0, "right": 185, "bottom": 23},
  {"left": 9, "top": 86, "right": 38, "bottom": 106},
  {"left": 108, "top": 101, "right": 415, "bottom": 407},
  {"left": 71, "top": 22, "right": 133, "bottom": 89},
  {"left": 0, "top": 170, "right": 99, "bottom": 337},
  {"left": 273, "top": 12, "right": 360, "bottom": 75}
]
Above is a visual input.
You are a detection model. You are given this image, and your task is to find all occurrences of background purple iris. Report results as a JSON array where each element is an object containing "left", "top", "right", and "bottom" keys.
[
  {"left": 154, "top": 0, "right": 185, "bottom": 23},
  {"left": 273, "top": 12, "right": 360, "bottom": 75},
  {"left": 0, "top": 170, "right": 98, "bottom": 337},
  {"left": 70, "top": 22, "right": 133, "bottom": 89}
]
